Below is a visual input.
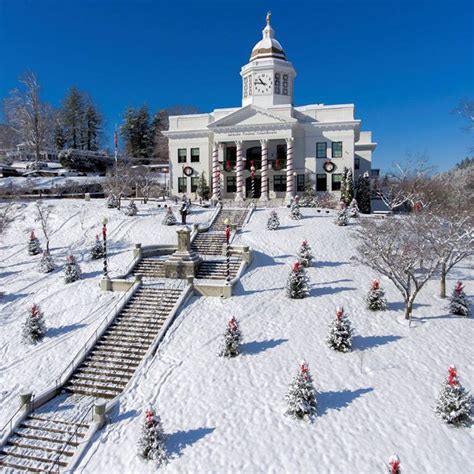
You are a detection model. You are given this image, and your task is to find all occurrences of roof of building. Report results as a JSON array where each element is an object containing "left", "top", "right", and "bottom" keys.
[{"left": 250, "top": 12, "right": 286, "bottom": 61}]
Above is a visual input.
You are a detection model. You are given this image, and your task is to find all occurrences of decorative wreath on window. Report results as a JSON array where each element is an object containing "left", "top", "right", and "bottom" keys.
[
  {"left": 274, "top": 159, "right": 282, "bottom": 171},
  {"left": 183, "top": 166, "right": 194, "bottom": 177},
  {"left": 323, "top": 160, "right": 336, "bottom": 173}
]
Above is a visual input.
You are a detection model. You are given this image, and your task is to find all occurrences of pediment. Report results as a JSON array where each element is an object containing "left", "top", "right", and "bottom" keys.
[{"left": 208, "top": 105, "right": 296, "bottom": 129}]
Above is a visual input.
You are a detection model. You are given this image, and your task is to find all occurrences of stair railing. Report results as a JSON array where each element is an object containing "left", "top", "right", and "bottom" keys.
[{"left": 0, "top": 394, "right": 35, "bottom": 441}]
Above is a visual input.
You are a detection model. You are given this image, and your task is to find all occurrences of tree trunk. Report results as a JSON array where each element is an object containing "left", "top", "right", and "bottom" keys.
[
  {"left": 440, "top": 262, "right": 447, "bottom": 298},
  {"left": 404, "top": 301, "right": 413, "bottom": 320}
]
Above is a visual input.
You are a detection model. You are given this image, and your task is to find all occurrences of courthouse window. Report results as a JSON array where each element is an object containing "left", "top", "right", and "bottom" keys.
[
  {"left": 316, "top": 174, "right": 327, "bottom": 191},
  {"left": 273, "top": 175, "right": 287, "bottom": 192},
  {"left": 178, "top": 148, "right": 187, "bottom": 163},
  {"left": 191, "top": 148, "right": 200, "bottom": 162},
  {"left": 316, "top": 142, "right": 327, "bottom": 159},
  {"left": 332, "top": 174, "right": 342, "bottom": 191},
  {"left": 178, "top": 177, "right": 187, "bottom": 193},
  {"left": 332, "top": 142, "right": 343, "bottom": 158}
]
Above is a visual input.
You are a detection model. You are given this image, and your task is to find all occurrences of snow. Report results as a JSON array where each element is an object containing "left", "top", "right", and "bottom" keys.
[{"left": 1, "top": 202, "right": 472, "bottom": 473}]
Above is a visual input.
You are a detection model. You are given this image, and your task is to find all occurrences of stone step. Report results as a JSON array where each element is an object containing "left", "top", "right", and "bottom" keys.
[
  {"left": 65, "top": 384, "right": 120, "bottom": 400},
  {"left": 82, "top": 359, "right": 138, "bottom": 373},
  {"left": 101, "top": 333, "right": 154, "bottom": 344},
  {"left": 76, "top": 365, "right": 134, "bottom": 379},
  {"left": 20, "top": 421, "right": 85, "bottom": 438},
  {"left": 103, "top": 328, "right": 157, "bottom": 339},
  {"left": 7, "top": 438, "right": 74, "bottom": 457},
  {"left": 95, "top": 339, "right": 149, "bottom": 351},
  {"left": 89, "top": 349, "right": 143, "bottom": 363},
  {"left": 13, "top": 429, "right": 79, "bottom": 447},
  {"left": 68, "top": 375, "right": 127, "bottom": 391},
  {"left": 28, "top": 416, "right": 89, "bottom": 430},
  {"left": 0, "top": 445, "right": 69, "bottom": 467},
  {"left": 94, "top": 342, "right": 148, "bottom": 355},
  {"left": 0, "top": 454, "right": 54, "bottom": 472}
]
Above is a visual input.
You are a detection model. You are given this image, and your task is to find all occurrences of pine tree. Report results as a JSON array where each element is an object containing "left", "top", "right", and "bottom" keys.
[
  {"left": 124, "top": 199, "right": 138, "bottom": 216},
  {"left": 38, "top": 250, "right": 54, "bottom": 273},
  {"left": 387, "top": 454, "right": 401, "bottom": 474},
  {"left": 285, "top": 361, "right": 318, "bottom": 421},
  {"left": 162, "top": 207, "right": 177, "bottom": 225},
  {"left": 91, "top": 234, "right": 104, "bottom": 260},
  {"left": 300, "top": 173, "right": 317, "bottom": 207},
  {"left": 327, "top": 307, "right": 354, "bottom": 353},
  {"left": 64, "top": 255, "right": 81, "bottom": 283},
  {"left": 334, "top": 207, "right": 349, "bottom": 226},
  {"left": 120, "top": 105, "right": 153, "bottom": 161},
  {"left": 286, "top": 261, "right": 309, "bottom": 299},
  {"left": 449, "top": 281, "right": 470, "bottom": 316},
  {"left": 297, "top": 240, "right": 314, "bottom": 268},
  {"left": 348, "top": 198, "right": 360, "bottom": 218},
  {"left": 28, "top": 231, "right": 41, "bottom": 255},
  {"left": 219, "top": 317, "right": 242, "bottom": 358},
  {"left": 83, "top": 104, "right": 102, "bottom": 151},
  {"left": 366, "top": 279, "right": 387, "bottom": 311},
  {"left": 106, "top": 194, "right": 119, "bottom": 208},
  {"left": 267, "top": 210, "right": 280, "bottom": 230},
  {"left": 62, "top": 86, "right": 86, "bottom": 149},
  {"left": 340, "top": 167, "right": 348, "bottom": 204},
  {"left": 434, "top": 366, "right": 472, "bottom": 426},
  {"left": 345, "top": 168, "right": 354, "bottom": 204},
  {"left": 290, "top": 201, "right": 303, "bottom": 220},
  {"left": 137, "top": 408, "right": 168, "bottom": 465},
  {"left": 356, "top": 172, "right": 371, "bottom": 214},
  {"left": 197, "top": 172, "right": 210, "bottom": 200},
  {"left": 22, "top": 304, "right": 46, "bottom": 344}
]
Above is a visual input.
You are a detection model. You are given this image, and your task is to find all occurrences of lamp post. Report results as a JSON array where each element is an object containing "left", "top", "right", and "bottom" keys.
[
  {"left": 224, "top": 218, "right": 231, "bottom": 283},
  {"left": 250, "top": 161, "right": 256, "bottom": 200},
  {"left": 102, "top": 217, "right": 108, "bottom": 279}
]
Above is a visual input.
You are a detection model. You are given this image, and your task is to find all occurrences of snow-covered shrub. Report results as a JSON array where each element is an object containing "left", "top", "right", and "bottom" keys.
[
  {"left": 162, "top": 207, "right": 177, "bottom": 226},
  {"left": 137, "top": 409, "right": 168, "bottom": 465},
  {"left": 64, "top": 255, "right": 81, "bottom": 283},
  {"left": 218, "top": 317, "right": 242, "bottom": 358},
  {"left": 22, "top": 304, "right": 46, "bottom": 344},
  {"left": 348, "top": 198, "right": 360, "bottom": 218},
  {"left": 124, "top": 199, "right": 138, "bottom": 216},
  {"left": 366, "top": 279, "right": 387, "bottom": 311},
  {"left": 285, "top": 361, "right": 317, "bottom": 421},
  {"left": 106, "top": 194, "right": 119, "bottom": 208},
  {"left": 289, "top": 201, "right": 303, "bottom": 220},
  {"left": 449, "top": 281, "right": 470, "bottom": 316},
  {"left": 286, "top": 261, "right": 309, "bottom": 299},
  {"left": 38, "top": 250, "right": 54, "bottom": 273},
  {"left": 297, "top": 240, "right": 313, "bottom": 268},
  {"left": 267, "top": 210, "right": 280, "bottom": 230},
  {"left": 28, "top": 231, "right": 41, "bottom": 256},
  {"left": 327, "top": 307, "right": 353, "bottom": 353},
  {"left": 434, "top": 365, "right": 472, "bottom": 426},
  {"left": 91, "top": 235, "right": 104, "bottom": 260},
  {"left": 334, "top": 208, "right": 349, "bottom": 226}
]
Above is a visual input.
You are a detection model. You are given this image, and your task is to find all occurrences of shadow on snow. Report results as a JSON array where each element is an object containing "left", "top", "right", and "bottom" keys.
[
  {"left": 167, "top": 427, "right": 215, "bottom": 457},
  {"left": 352, "top": 335, "right": 402, "bottom": 351},
  {"left": 318, "top": 387, "right": 374, "bottom": 417},
  {"left": 241, "top": 338, "right": 288, "bottom": 356}
]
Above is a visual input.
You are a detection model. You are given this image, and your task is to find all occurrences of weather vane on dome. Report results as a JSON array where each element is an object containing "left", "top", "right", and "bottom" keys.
[{"left": 266, "top": 11, "right": 272, "bottom": 25}]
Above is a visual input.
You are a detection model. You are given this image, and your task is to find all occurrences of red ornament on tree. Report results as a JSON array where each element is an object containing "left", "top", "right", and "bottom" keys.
[
  {"left": 145, "top": 409, "right": 155, "bottom": 426},
  {"left": 388, "top": 454, "right": 401, "bottom": 474},
  {"left": 454, "top": 281, "right": 464, "bottom": 295},
  {"left": 31, "top": 304, "right": 39, "bottom": 318},
  {"left": 228, "top": 316, "right": 238, "bottom": 332},
  {"left": 448, "top": 365, "right": 458, "bottom": 386},
  {"left": 371, "top": 279, "right": 380, "bottom": 290},
  {"left": 292, "top": 261, "right": 301, "bottom": 273},
  {"left": 336, "top": 306, "right": 344, "bottom": 320},
  {"left": 300, "top": 360, "right": 310, "bottom": 380}
]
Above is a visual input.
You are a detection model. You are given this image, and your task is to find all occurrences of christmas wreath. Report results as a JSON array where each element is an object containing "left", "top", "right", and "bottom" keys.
[
  {"left": 323, "top": 160, "right": 336, "bottom": 173},
  {"left": 183, "top": 166, "right": 194, "bottom": 177}
]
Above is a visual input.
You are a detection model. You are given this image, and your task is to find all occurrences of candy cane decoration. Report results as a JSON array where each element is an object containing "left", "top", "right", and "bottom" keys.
[
  {"left": 212, "top": 142, "right": 220, "bottom": 201},
  {"left": 260, "top": 139, "right": 268, "bottom": 200},
  {"left": 286, "top": 137, "right": 294, "bottom": 200},
  {"left": 235, "top": 141, "right": 244, "bottom": 200}
]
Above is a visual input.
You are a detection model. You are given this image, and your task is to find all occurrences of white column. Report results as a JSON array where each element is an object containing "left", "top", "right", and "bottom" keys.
[
  {"left": 235, "top": 140, "right": 244, "bottom": 201},
  {"left": 285, "top": 137, "right": 295, "bottom": 203},
  {"left": 211, "top": 142, "right": 220, "bottom": 201},
  {"left": 260, "top": 139, "right": 269, "bottom": 201}
]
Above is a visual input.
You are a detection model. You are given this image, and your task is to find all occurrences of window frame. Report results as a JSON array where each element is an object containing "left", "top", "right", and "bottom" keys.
[
  {"left": 331, "top": 173, "right": 342, "bottom": 191},
  {"left": 273, "top": 175, "right": 287, "bottom": 192},
  {"left": 190, "top": 176, "right": 199, "bottom": 192},
  {"left": 190, "top": 147, "right": 200, "bottom": 163},
  {"left": 296, "top": 174, "right": 305, "bottom": 192},
  {"left": 177, "top": 148, "right": 187, "bottom": 163},
  {"left": 316, "top": 174, "right": 327, "bottom": 191},
  {"left": 316, "top": 142, "right": 327, "bottom": 159},
  {"left": 354, "top": 157, "right": 360, "bottom": 170},
  {"left": 332, "top": 142, "right": 343, "bottom": 158},
  {"left": 274, "top": 72, "right": 281, "bottom": 94},
  {"left": 178, "top": 177, "right": 187, "bottom": 193},
  {"left": 226, "top": 176, "right": 237, "bottom": 193}
]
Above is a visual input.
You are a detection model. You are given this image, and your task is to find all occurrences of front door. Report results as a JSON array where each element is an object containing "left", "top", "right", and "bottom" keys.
[{"left": 245, "top": 176, "right": 261, "bottom": 198}]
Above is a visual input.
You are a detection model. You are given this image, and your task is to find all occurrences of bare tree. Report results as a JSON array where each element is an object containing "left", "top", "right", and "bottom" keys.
[
  {"left": 0, "top": 201, "right": 16, "bottom": 235},
  {"left": 103, "top": 162, "right": 132, "bottom": 210},
  {"left": 35, "top": 201, "right": 54, "bottom": 253},
  {"left": 354, "top": 215, "right": 440, "bottom": 321},
  {"left": 130, "top": 165, "right": 160, "bottom": 203},
  {"left": 453, "top": 98, "right": 474, "bottom": 134},
  {"left": 3, "top": 72, "right": 54, "bottom": 168}
]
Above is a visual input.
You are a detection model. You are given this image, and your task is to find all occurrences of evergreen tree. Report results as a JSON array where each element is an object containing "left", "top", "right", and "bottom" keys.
[
  {"left": 120, "top": 105, "right": 153, "bottom": 161},
  {"left": 197, "top": 172, "right": 210, "bottom": 200},
  {"left": 345, "top": 168, "right": 354, "bottom": 204},
  {"left": 38, "top": 250, "right": 54, "bottom": 273},
  {"left": 28, "top": 231, "right": 41, "bottom": 256},
  {"left": 387, "top": 454, "right": 401, "bottom": 474},
  {"left": 356, "top": 172, "right": 371, "bottom": 214},
  {"left": 152, "top": 109, "right": 169, "bottom": 162},
  {"left": 62, "top": 86, "right": 86, "bottom": 149},
  {"left": 290, "top": 201, "right": 303, "bottom": 220},
  {"left": 218, "top": 317, "right": 242, "bottom": 358},
  {"left": 340, "top": 167, "right": 348, "bottom": 204},
  {"left": 286, "top": 261, "right": 309, "bottom": 299},
  {"left": 137, "top": 408, "right": 168, "bottom": 465},
  {"left": 267, "top": 210, "right": 280, "bottom": 230},
  {"left": 22, "top": 304, "right": 46, "bottom": 344},
  {"left": 366, "top": 279, "right": 387, "bottom": 311},
  {"left": 297, "top": 240, "right": 314, "bottom": 268},
  {"left": 348, "top": 198, "right": 360, "bottom": 218},
  {"left": 334, "top": 207, "right": 349, "bottom": 226},
  {"left": 449, "top": 281, "right": 470, "bottom": 316},
  {"left": 91, "top": 234, "right": 104, "bottom": 260},
  {"left": 124, "top": 199, "right": 138, "bottom": 216},
  {"left": 162, "top": 207, "right": 177, "bottom": 225},
  {"left": 84, "top": 104, "right": 102, "bottom": 151},
  {"left": 106, "top": 194, "right": 119, "bottom": 208},
  {"left": 327, "top": 307, "right": 354, "bottom": 353},
  {"left": 285, "top": 361, "right": 318, "bottom": 421},
  {"left": 64, "top": 255, "right": 81, "bottom": 283},
  {"left": 300, "top": 173, "right": 317, "bottom": 207},
  {"left": 434, "top": 366, "right": 472, "bottom": 426},
  {"left": 54, "top": 121, "right": 66, "bottom": 151}
]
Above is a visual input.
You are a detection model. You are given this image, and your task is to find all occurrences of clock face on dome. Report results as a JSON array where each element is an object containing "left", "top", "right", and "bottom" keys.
[{"left": 253, "top": 73, "right": 273, "bottom": 94}]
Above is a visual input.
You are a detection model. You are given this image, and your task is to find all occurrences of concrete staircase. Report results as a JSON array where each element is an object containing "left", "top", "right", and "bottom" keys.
[
  {"left": 65, "top": 287, "right": 182, "bottom": 399},
  {"left": 0, "top": 414, "right": 89, "bottom": 472},
  {"left": 195, "top": 259, "right": 241, "bottom": 280},
  {"left": 191, "top": 234, "right": 226, "bottom": 256},
  {"left": 133, "top": 257, "right": 166, "bottom": 279},
  {"left": 210, "top": 209, "right": 249, "bottom": 232}
]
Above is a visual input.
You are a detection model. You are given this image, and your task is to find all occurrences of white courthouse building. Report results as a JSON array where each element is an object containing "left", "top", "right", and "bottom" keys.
[{"left": 165, "top": 13, "right": 376, "bottom": 202}]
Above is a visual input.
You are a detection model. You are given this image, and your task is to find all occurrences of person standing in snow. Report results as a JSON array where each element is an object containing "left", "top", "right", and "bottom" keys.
[{"left": 179, "top": 203, "right": 188, "bottom": 225}]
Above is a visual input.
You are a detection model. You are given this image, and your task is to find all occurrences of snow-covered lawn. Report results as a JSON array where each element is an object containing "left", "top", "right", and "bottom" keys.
[
  {"left": 0, "top": 199, "right": 212, "bottom": 428},
  {"left": 71, "top": 207, "right": 471, "bottom": 473}
]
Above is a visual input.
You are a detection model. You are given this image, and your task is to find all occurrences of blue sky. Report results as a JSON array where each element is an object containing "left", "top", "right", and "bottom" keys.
[{"left": 0, "top": 0, "right": 472, "bottom": 172}]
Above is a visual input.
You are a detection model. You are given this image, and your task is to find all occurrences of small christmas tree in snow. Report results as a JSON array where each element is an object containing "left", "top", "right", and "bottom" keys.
[
  {"left": 218, "top": 316, "right": 242, "bottom": 358},
  {"left": 22, "top": 304, "right": 46, "bottom": 344},
  {"left": 267, "top": 210, "right": 280, "bottom": 230},
  {"left": 366, "top": 279, "right": 387, "bottom": 311},
  {"left": 348, "top": 198, "right": 360, "bottom": 218},
  {"left": 91, "top": 235, "right": 104, "bottom": 260},
  {"left": 106, "top": 194, "right": 119, "bottom": 208},
  {"left": 38, "top": 250, "right": 54, "bottom": 273},
  {"left": 387, "top": 454, "right": 401, "bottom": 474},
  {"left": 289, "top": 201, "right": 303, "bottom": 220},
  {"left": 327, "top": 307, "right": 353, "bottom": 353},
  {"left": 285, "top": 360, "right": 317, "bottom": 421},
  {"left": 334, "top": 207, "right": 349, "bottom": 226},
  {"left": 162, "top": 207, "right": 177, "bottom": 225},
  {"left": 124, "top": 199, "right": 138, "bottom": 216},
  {"left": 300, "top": 173, "right": 318, "bottom": 207},
  {"left": 137, "top": 408, "right": 168, "bottom": 465},
  {"left": 434, "top": 365, "right": 472, "bottom": 426},
  {"left": 297, "top": 240, "right": 314, "bottom": 268},
  {"left": 286, "top": 261, "right": 309, "bottom": 299},
  {"left": 28, "top": 231, "right": 41, "bottom": 256},
  {"left": 449, "top": 281, "right": 470, "bottom": 317},
  {"left": 64, "top": 255, "right": 81, "bottom": 283}
]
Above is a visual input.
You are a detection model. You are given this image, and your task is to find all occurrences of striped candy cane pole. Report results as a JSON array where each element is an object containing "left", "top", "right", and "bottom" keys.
[
  {"left": 211, "top": 142, "right": 220, "bottom": 201},
  {"left": 235, "top": 140, "right": 244, "bottom": 201},
  {"left": 260, "top": 139, "right": 268, "bottom": 201},
  {"left": 286, "top": 137, "right": 295, "bottom": 203}
]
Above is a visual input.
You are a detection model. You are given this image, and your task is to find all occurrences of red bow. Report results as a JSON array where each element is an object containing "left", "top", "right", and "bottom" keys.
[
  {"left": 448, "top": 366, "right": 457, "bottom": 386},
  {"left": 336, "top": 307, "right": 344, "bottom": 319},
  {"left": 292, "top": 261, "right": 301, "bottom": 273},
  {"left": 390, "top": 460, "right": 400, "bottom": 473},
  {"left": 371, "top": 279, "right": 380, "bottom": 290}
]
